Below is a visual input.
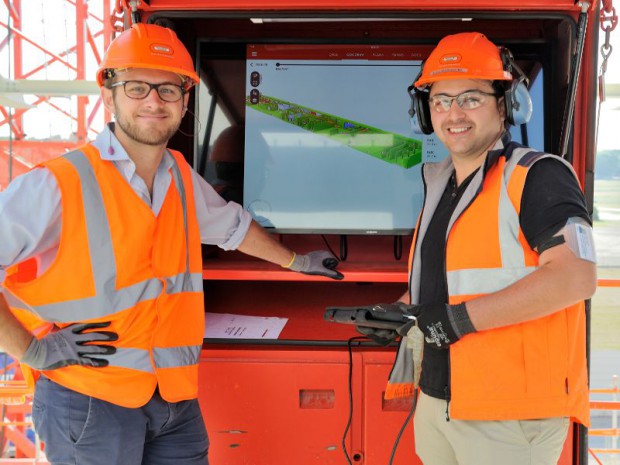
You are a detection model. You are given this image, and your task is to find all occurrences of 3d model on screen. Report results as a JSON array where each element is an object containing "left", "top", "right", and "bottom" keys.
[{"left": 247, "top": 94, "right": 422, "bottom": 169}]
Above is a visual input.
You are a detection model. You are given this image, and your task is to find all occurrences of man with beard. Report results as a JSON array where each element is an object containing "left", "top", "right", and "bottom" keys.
[
  {"left": 0, "top": 23, "right": 341, "bottom": 465},
  {"left": 331, "top": 32, "right": 596, "bottom": 465}
]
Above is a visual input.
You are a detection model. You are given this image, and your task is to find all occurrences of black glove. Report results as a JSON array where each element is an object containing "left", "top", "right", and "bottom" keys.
[
  {"left": 331, "top": 302, "right": 415, "bottom": 345},
  {"left": 356, "top": 326, "right": 400, "bottom": 346},
  {"left": 287, "top": 250, "right": 344, "bottom": 280},
  {"left": 21, "top": 322, "right": 118, "bottom": 370},
  {"left": 326, "top": 302, "right": 475, "bottom": 349},
  {"left": 408, "top": 303, "right": 476, "bottom": 350}
]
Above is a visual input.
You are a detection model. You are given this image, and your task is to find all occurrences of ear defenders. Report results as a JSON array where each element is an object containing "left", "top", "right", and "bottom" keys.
[
  {"left": 408, "top": 72, "right": 432, "bottom": 135},
  {"left": 408, "top": 47, "right": 533, "bottom": 135},
  {"left": 500, "top": 48, "right": 533, "bottom": 126}
]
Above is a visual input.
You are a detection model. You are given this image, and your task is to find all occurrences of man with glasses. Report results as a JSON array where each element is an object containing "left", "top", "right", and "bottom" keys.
[
  {"left": 0, "top": 23, "right": 341, "bottom": 465},
  {"left": 336, "top": 32, "right": 596, "bottom": 465}
]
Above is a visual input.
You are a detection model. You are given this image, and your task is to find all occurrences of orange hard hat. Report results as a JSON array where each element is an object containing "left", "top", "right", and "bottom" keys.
[
  {"left": 96, "top": 23, "right": 199, "bottom": 88},
  {"left": 415, "top": 32, "right": 512, "bottom": 89}
]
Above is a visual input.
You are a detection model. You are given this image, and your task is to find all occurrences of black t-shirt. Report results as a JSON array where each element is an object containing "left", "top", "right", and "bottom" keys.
[{"left": 418, "top": 157, "right": 590, "bottom": 400}]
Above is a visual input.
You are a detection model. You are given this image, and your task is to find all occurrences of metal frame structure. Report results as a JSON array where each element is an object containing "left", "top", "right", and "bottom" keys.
[{"left": 0, "top": 0, "right": 120, "bottom": 189}]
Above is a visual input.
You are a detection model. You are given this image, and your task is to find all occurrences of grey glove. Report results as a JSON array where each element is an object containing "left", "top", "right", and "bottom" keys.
[
  {"left": 287, "top": 250, "right": 344, "bottom": 280},
  {"left": 21, "top": 322, "right": 118, "bottom": 370}
]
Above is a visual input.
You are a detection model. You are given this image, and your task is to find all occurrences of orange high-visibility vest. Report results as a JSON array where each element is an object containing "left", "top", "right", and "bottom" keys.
[
  {"left": 4, "top": 144, "right": 204, "bottom": 408},
  {"left": 408, "top": 142, "right": 589, "bottom": 425}
]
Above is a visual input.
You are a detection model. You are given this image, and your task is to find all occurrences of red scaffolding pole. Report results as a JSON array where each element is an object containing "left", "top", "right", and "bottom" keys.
[{"left": 0, "top": 0, "right": 116, "bottom": 189}]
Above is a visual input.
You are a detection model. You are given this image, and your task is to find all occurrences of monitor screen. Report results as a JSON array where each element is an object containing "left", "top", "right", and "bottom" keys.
[{"left": 243, "top": 44, "right": 449, "bottom": 235}]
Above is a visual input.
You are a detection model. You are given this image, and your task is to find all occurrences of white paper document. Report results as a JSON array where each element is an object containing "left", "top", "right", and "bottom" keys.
[{"left": 204, "top": 312, "right": 288, "bottom": 339}]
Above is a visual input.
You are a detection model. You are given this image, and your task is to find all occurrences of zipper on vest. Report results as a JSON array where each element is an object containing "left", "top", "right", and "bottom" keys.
[
  {"left": 566, "top": 377, "right": 569, "bottom": 394},
  {"left": 444, "top": 385, "right": 451, "bottom": 421}
]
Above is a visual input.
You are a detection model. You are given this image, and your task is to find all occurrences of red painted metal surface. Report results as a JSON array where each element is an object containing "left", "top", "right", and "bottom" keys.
[
  {"left": 199, "top": 348, "right": 420, "bottom": 465},
  {"left": 144, "top": 0, "right": 584, "bottom": 12},
  {"left": 203, "top": 260, "right": 408, "bottom": 282}
]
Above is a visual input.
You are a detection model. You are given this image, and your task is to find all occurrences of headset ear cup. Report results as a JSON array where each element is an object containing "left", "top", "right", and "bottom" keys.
[
  {"left": 500, "top": 46, "right": 533, "bottom": 126},
  {"left": 508, "top": 81, "right": 532, "bottom": 126},
  {"left": 414, "top": 90, "right": 433, "bottom": 135}
]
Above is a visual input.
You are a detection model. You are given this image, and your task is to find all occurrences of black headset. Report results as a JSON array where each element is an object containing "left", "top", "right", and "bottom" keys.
[{"left": 408, "top": 46, "right": 532, "bottom": 135}]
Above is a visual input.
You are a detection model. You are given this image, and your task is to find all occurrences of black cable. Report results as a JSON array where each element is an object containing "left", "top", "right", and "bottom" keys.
[
  {"left": 520, "top": 124, "right": 529, "bottom": 147},
  {"left": 339, "top": 235, "right": 348, "bottom": 261},
  {"left": 342, "top": 336, "right": 367, "bottom": 465},
  {"left": 321, "top": 235, "right": 339, "bottom": 260},
  {"left": 342, "top": 336, "right": 419, "bottom": 465},
  {"left": 388, "top": 389, "right": 419, "bottom": 465},
  {"left": 393, "top": 235, "right": 403, "bottom": 261}
]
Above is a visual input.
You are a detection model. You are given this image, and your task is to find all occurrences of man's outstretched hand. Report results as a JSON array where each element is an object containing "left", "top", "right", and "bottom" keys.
[{"left": 287, "top": 250, "right": 344, "bottom": 280}]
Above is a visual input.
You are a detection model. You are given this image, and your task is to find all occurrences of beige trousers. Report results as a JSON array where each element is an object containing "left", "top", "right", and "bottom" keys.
[{"left": 413, "top": 392, "right": 570, "bottom": 465}]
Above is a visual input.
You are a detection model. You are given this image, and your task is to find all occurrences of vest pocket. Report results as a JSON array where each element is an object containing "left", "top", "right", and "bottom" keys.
[{"left": 522, "top": 311, "right": 569, "bottom": 397}]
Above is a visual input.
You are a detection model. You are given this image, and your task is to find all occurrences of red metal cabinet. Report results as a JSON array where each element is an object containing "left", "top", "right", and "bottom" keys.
[{"left": 198, "top": 347, "right": 420, "bottom": 465}]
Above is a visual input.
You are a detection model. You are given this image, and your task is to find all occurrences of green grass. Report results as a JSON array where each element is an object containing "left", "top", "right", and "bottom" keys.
[
  {"left": 592, "top": 178, "right": 620, "bottom": 350},
  {"left": 593, "top": 179, "right": 620, "bottom": 208},
  {"left": 592, "top": 269, "right": 620, "bottom": 350}
]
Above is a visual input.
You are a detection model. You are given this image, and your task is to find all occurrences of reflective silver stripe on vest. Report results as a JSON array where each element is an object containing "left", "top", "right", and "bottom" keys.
[
  {"left": 9, "top": 277, "right": 164, "bottom": 323},
  {"left": 105, "top": 347, "right": 154, "bottom": 373},
  {"left": 153, "top": 345, "right": 201, "bottom": 369},
  {"left": 1, "top": 286, "right": 36, "bottom": 313},
  {"left": 16, "top": 150, "right": 196, "bottom": 325},
  {"left": 448, "top": 148, "right": 538, "bottom": 296},
  {"left": 447, "top": 266, "right": 537, "bottom": 296},
  {"left": 166, "top": 273, "right": 203, "bottom": 295},
  {"left": 169, "top": 159, "right": 195, "bottom": 293},
  {"left": 498, "top": 153, "right": 526, "bottom": 269}
]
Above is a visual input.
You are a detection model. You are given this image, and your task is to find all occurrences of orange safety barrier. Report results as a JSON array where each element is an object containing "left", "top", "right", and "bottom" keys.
[
  {"left": 589, "top": 378, "right": 620, "bottom": 462},
  {"left": 0, "top": 360, "right": 43, "bottom": 462},
  {"left": 0, "top": 381, "right": 30, "bottom": 406}
]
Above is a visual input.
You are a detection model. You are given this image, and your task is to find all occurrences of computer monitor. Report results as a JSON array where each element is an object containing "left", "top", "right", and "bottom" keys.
[
  {"left": 196, "top": 29, "right": 544, "bottom": 237},
  {"left": 242, "top": 44, "right": 449, "bottom": 235}
]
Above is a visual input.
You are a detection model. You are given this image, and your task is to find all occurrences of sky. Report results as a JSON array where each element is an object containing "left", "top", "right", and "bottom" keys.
[
  {"left": 0, "top": 0, "right": 109, "bottom": 140},
  {"left": 596, "top": 26, "right": 620, "bottom": 151}
]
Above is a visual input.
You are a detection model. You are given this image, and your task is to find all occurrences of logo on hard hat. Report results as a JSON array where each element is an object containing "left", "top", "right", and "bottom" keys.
[
  {"left": 150, "top": 44, "right": 173, "bottom": 56},
  {"left": 440, "top": 53, "right": 461, "bottom": 64},
  {"left": 429, "top": 67, "right": 469, "bottom": 76}
]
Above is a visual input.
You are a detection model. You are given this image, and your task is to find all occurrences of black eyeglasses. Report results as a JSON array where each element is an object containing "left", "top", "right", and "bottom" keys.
[
  {"left": 109, "top": 80, "right": 185, "bottom": 103},
  {"left": 429, "top": 89, "right": 498, "bottom": 113}
]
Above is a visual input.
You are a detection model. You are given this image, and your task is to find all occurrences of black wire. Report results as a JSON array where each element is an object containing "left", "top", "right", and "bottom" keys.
[
  {"left": 319, "top": 234, "right": 348, "bottom": 262},
  {"left": 340, "top": 235, "right": 348, "bottom": 261},
  {"left": 393, "top": 235, "right": 403, "bottom": 260},
  {"left": 388, "top": 389, "right": 419, "bottom": 465},
  {"left": 342, "top": 336, "right": 367, "bottom": 465},
  {"left": 342, "top": 336, "right": 419, "bottom": 465},
  {"left": 321, "top": 234, "right": 339, "bottom": 260}
]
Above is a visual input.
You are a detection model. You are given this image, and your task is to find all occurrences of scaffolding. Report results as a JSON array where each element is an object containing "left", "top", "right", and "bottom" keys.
[{"left": 0, "top": 0, "right": 121, "bottom": 190}]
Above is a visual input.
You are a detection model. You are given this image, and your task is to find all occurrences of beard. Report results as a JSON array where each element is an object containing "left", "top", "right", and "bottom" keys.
[{"left": 114, "top": 111, "right": 181, "bottom": 147}]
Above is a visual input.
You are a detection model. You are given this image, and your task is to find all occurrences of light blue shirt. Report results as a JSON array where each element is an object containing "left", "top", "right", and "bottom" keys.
[{"left": 0, "top": 124, "right": 251, "bottom": 283}]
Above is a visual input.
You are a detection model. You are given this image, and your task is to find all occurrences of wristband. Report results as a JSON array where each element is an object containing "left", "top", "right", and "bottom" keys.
[
  {"left": 283, "top": 252, "right": 296, "bottom": 269},
  {"left": 447, "top": 303, "right": 476, "bottom": 339}
]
